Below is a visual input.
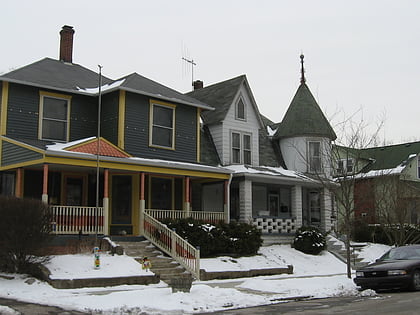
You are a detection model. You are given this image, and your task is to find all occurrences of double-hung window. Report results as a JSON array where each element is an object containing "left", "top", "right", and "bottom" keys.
[
  {"left": 39, "top": 92, "right": 71, "bottom": 142},
  {"left": 150, "top": 101, "right": 175, "bottom": 149},
  {"left": 337, "top": 158, "right": 354, "bottom": 174},
  {"left": 308, "top": 141, "right": 321, "bottom": 173},
  {"left": 231, "top": 131, "right": 252, "bottom": 165}
]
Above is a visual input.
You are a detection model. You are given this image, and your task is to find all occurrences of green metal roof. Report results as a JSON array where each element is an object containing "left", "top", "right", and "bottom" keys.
[{"left": 274, "top": 83, "right": 336, "bottom": 140}]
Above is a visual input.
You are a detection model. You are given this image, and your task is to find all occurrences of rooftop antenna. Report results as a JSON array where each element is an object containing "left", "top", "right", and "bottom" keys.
[
  {"left": 182, "top": 57, "right": 197, "bottom": 90},
  {"left": 300, "top": 54, "right": 306, "bottom": 84}
]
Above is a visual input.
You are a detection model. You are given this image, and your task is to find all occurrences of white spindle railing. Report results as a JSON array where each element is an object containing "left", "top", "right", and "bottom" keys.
[
  {"left": 143, "top": 212, "right": 201, "bottom": 280},
  {"left": 50, "top": 206, "right": 104, "bottom": 235},
  {"left": 145, "top": 209, "right": 225, "bottom": 223}
]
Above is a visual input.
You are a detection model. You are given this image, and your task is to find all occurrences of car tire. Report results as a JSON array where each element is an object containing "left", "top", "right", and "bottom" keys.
[{"left": 411, "top": 270, "right": 420, "bottom": 291}]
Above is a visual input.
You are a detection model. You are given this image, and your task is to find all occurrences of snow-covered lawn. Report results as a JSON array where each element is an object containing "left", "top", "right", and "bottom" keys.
[{"left": 0, "top": 243, "right": 390, "bottom": 315}]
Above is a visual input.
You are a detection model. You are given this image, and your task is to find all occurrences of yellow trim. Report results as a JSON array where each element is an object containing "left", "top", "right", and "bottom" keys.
[
  {"left": 149, "top": 100, "right": 176, "bottom": 150},
  {"left": 118, "top": 90, "right": 126, "bottom": 149},
  {"left": 1, "top": 81, "right": 9, "bottom": 136},
  {"left": 196, "top": 108, "right": 201, "bottom": 163},
  {"left": 0, "top": 159, "right": 45, "bottom": 171},
  {"left": 39, "top": 91, "right": 72, "bottom": 142}
]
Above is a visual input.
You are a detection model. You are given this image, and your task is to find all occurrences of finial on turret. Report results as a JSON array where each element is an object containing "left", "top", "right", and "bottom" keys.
[{"left": 300, "top": 54, "right": 306, "bottom": 84}]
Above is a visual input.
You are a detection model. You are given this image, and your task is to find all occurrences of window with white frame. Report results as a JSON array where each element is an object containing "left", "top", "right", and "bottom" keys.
[
  {"left": 337, "top": 158, "right": 354, "bottom": 174},
  {"left": 235, "top": 98, "right": 246, "bottom": 120},
  {"left": 231, "top": 131, "right": 252, "bottom": 165},
  {"left": 308, "top": 141, "right": 321, "bottom": 173},
  {"left": 39, "top": 93, "right": 70, "bottom": 142},
  {"left": 150, "top": 102, "right": 175, "bottom": 149}
]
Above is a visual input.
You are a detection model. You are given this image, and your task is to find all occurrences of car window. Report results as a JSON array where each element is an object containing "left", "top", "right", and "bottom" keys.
[{"left": 381, "top": 247, "right": 420, "bottom": 260}]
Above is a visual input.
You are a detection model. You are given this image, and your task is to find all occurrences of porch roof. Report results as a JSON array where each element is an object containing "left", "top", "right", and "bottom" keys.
[
  {"left": 0, "top": 136, "right": 232, "bottom": 179},
  {"left": 225, "top": 164, "right": 323, "bottom": 186}
]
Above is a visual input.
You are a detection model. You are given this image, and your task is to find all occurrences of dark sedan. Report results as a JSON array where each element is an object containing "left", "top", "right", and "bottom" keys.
[{"left": 354, "top": 245, "right": 420, "bottom": 291}]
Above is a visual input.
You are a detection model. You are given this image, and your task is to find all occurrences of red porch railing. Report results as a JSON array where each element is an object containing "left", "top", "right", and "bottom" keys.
[{"left": 50, "top": 206, "right": 104, "bottom": 235}]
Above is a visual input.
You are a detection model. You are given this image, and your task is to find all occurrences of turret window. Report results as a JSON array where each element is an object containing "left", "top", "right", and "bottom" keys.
[{"left": 308, "top": 141, "right": 321, "bottom": 173}]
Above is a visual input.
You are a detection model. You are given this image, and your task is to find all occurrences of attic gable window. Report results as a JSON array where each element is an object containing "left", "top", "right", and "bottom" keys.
[
  {"left": 235, "top": 98, "right": 246, "bottom": 120},
  {"left": 39, "top": 92, "right": 71, "bottom": 142},
  {"left": 149, "top": 101, "right": 175, "bottom": 149}
]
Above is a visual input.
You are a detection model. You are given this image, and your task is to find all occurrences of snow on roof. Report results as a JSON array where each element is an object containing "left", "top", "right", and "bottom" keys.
[
  {"left": 225, "top": 164, "right": 314, "bottom": 181},
  {"left": 76, "top": 79, "right": 126, "bottom": 94},
  {"left": 358, "top": 165, "right": 406, "bottom": 179},
  {"left": 46, "top": 137, "right": 96, "bottom": 151},
  {"left": 266, "top": 125, "right": 277, "bottom": 137}
]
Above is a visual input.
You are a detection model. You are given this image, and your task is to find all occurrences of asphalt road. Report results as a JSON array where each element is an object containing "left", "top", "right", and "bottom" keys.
[
  {"left": 203, "top": 291, "right": 420, "bottom": 315},
  {"left": 1, "top": 291, "right": 420, "bottom": 314}
]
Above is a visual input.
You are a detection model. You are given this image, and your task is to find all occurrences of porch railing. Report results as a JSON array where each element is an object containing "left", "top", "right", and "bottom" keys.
[
  {"left": 143, "top": 211, "right": 201, "bottom": 280},
  {"left": 50, "top": 206, "right": 104, "bottom": 235},
  {"left": 145, "top": 209, "right": 225, "bottom": 223}
]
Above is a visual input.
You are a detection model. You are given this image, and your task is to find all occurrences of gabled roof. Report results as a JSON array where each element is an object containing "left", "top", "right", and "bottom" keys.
[
  {"left": 187, "top": 75, "right": 257, "bottom": 125},
  {"left": 0, "top": 58, "right": 113, "bottom": 93},
  {"left": 359, "top": 141, "right": 420, "bottom": 172},
  {"left": 65, "top": 137, "right": 131, "bottom": 158},
  {"left": 0, "top": 58, "right": 212, "bottom": 110},
  {"left": 117, "top": 73, "right": 213, "bottom": 110},
  {"left": 274, "top": 83, "right": 336, "bottom": 140}
]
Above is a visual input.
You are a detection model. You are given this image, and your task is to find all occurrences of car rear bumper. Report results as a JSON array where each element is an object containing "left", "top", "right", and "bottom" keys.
[{"left": 354, "top": 275, "right": 412, "bottom": 290}]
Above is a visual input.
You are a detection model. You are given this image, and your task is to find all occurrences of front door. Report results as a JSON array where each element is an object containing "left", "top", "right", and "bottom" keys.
[{"left": 111, "top": 175, "right": 133, "bottom": 235}]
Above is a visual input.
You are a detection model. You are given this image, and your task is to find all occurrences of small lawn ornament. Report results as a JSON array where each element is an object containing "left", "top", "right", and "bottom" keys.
[
  {"left": 141, "top": 256, "right": 152, "bottom": 271},
  {"left": 94, "top": 247, "right": 100, "bottom": 269}
]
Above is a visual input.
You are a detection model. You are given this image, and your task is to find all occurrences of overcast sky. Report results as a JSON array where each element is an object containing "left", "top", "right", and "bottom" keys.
[{"left": 2, "top": 0, "right": 419, "bottom": 145}]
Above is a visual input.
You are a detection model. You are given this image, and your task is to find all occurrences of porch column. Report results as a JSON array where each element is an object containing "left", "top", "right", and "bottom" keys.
[
  {"left": 184, "top": 176, "right": 191, "bottom": 214},
  {"left": 320, "top": 187, "right": 332, "bottom": 233},
  {"left": 15, "top": 168, "right": 23, "bottom": 198},
  {"left": 291, "top": 185, "right": 303, "bottom": 228},
  {"left": 224, "top": 180, "right": 230, "bottom": 223},
  {"left": 239, "top": 179, "right": 252, "bottom": 223},
  {"left": 103, "top": 169, "right": 110, "bottom": 235},
  {"left": 42, "top": 164, "right": 48, "bottom": 203},
  {"left": 139, "top": 172, "right": 145, "bottom": 235}
]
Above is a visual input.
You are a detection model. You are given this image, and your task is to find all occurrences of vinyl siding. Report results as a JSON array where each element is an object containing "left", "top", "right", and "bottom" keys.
[
  {"left": 101, "top": 91, "right": 119, "bottom": 145},
  {"left": 1, "top": 141, "right": 43, "bottom": 166},
  {"left": 124, "top": 92, "right": 198, "bottom": 163},
  {"left": 69, "top": 94, "right": 97, "bottom": 141}
]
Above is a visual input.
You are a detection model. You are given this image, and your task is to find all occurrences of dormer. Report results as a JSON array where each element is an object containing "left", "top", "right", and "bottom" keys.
[
  {"left": 274, "top": 55, "right": 336, "bottom": 176},
  {"left": 187, "top": 75, "right": 265, "bottom": 167}
]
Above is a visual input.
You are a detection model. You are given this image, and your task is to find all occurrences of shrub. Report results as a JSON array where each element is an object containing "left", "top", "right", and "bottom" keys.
[
  {"left": 293, "top": 226, "right": 326, "bottom": 255},
  {"left": 161, "top": 218, "right": 262, "bottom": 257},
  {"left": 0, "top": 196, "right": 53, "bottom": 274}
]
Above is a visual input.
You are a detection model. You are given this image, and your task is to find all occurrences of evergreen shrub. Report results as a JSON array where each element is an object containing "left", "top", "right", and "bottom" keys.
[
  {"left": 161, "top": 218, "right": 262, "bottom": 257},
  {"left": 292, "top": 226, "right": 326, "bottom": 255}
]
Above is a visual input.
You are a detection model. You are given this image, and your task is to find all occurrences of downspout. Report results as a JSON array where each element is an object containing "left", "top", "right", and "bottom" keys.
[{"left": 224, "top": 173, "right": 233, "bottom": 223}]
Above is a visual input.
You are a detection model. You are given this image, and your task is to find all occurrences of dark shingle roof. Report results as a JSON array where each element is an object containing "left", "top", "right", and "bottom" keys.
[
  {"left": 0, "top": 58, "right": 113, "bottom": 92},
  {"left": 274, "top": 83, "right": 336, "bottom": 140},
  {"left": 200, "top": 125, "right": 221, "bottom": 166},
  {"left": 360, "top": 141, "right": 420, "bottom": 171},
  {"left": 186, "top": 75, "right": 246, "bottom": 124},
  {"left": 259, "top": 129, "right": 285, "bottom": 168},
  {"left": 118, "top": 73, "right": 212, "bottom": 109}
]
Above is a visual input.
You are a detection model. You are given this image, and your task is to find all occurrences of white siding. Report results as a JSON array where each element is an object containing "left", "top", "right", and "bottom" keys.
[{"left": 221, "top": 84, "right": 261, "bottom": 166}]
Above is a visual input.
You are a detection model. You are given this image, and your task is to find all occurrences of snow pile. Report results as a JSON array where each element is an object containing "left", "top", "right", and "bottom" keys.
[{"left": 0, "top": 244, "right": 381, "bottom": 314}]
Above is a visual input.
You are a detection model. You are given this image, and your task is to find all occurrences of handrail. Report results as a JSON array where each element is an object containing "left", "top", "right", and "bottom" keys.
[
  {"left": 145, "top": 209, "right": 224, "bottom": 223},
  {"left": 143, "top": 212, "right": 200, "bottom": 280}
]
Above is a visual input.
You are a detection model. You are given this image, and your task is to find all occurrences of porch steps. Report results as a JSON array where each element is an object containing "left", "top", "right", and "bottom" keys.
[
  {"left": 326, "top": 235, "right": 367, "bottom": 270},
  {"left": 114, "top": 239, "right": 193, "bottom": 291},
  {"left": 261, "top": 234, "right": 294, "bottom": 245}
]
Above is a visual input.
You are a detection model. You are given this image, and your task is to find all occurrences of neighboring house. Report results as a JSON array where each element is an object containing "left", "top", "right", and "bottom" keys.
[
  {"left": 187, "top": 55, "right": 337, "bottom": 239},
  {"left": 0, "top": 26, "right": 231, "bottom": 237},
  {"left": 336, "top": 141, "right": 420, "bottom": 225}
]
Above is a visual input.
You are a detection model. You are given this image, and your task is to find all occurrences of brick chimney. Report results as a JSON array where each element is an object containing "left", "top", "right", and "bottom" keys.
[
  {"left": 193, "top": 80, "right": 204, "bottom": 90},
  {"left": 59, "top": 25, "right": 75, "bottom": 63}
]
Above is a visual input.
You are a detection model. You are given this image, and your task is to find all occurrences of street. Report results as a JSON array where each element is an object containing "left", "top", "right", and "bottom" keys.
[{"left": 203, "top": 291, "right": 420, "bottom": 315}]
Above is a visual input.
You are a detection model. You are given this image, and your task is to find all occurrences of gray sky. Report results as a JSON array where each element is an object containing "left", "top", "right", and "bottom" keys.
[{"left": 2, "top": 0, "right": 419, "bottom": 145}]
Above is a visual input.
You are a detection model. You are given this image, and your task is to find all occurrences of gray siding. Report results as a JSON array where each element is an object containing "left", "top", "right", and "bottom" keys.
[
  {"left": 1, "top": 141, "right": 43, "bottom": 166},
  {"left": 124, "top": 92, "right": 197, "bottom": 163},
  {"left": 7, "top": 83, "right": 39, "bottom": 139},
  {"left": 69, "top": 94, "right": 98, "bottom": 141},
  {"left": 101, "top": 91, "right": 119, "bottom": 145},
  {"left": 6, "top": 83, "right": 98, "bottom": 142}
]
